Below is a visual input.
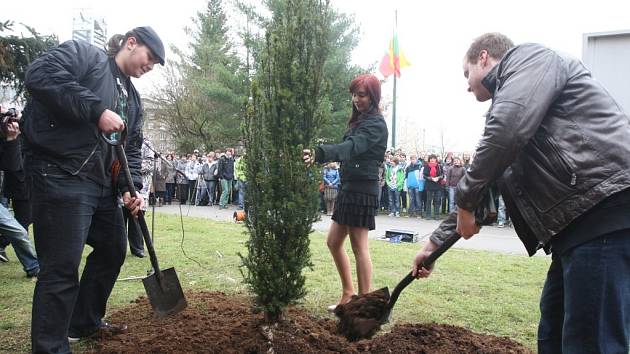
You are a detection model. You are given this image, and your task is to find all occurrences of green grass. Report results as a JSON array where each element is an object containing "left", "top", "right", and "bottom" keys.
[{"left": 0, "top": 213, "right": 549, "bottom": 353}]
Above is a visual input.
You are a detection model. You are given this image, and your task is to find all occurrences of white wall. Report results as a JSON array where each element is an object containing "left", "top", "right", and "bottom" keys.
[{"left": 583, "top": 30, "right": 630, "bottom": 115}]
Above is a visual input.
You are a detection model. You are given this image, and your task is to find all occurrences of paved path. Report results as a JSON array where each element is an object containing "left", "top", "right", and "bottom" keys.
[{"left": 152, "top": 204, "right": 544, "bottom": 257}]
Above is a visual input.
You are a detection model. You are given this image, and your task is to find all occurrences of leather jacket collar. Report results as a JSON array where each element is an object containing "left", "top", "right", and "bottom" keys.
[{"left": 481, "top": 64, "right": 499, "bottom": 95}]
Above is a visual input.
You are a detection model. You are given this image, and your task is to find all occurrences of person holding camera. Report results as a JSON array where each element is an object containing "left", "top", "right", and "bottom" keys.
[
  {"left": 0, "top": 107, "right": 39, "bottom": 277},
  {"left": 23, "top": 26, "right": 164, "bottom": 353}
]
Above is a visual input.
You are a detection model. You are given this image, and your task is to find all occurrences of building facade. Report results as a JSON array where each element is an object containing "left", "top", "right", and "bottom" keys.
[{"left": 72, "top": 8, "right": 107, "bottom": 48}]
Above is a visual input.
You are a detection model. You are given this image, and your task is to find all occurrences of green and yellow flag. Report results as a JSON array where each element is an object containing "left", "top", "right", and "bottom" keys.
[{"left": 379, "top": 33, "right": 410, "bottom": 78}]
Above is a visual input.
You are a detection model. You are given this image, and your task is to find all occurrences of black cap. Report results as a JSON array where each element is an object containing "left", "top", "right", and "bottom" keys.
[{"left": 132, "top": 26, "right": 165, "bottom": 65}]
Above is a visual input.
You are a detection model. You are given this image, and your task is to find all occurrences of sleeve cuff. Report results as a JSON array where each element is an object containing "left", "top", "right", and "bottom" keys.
[{"left": 90, "top": 102, "right": 107, "bottom": 124}]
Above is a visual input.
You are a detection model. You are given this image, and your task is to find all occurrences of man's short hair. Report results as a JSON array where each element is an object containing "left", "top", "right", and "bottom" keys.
[{"left": 465, "top": 32, "right": 514, "bottom": 64}]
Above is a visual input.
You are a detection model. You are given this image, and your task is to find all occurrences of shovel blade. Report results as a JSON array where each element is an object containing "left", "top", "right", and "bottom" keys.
[
  {"left": 142, "top": 267, "right": 187, "bottom": 318},
  {"left": 378, "top": 287, "right": 392, "bottom": 324}
]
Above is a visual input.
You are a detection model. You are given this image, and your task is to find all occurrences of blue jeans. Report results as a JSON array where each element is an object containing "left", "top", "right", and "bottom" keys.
[
  {"left": 388, "top": 189, "right": 400, "bottom": 214},
  {"left": 0, "top": 204, "right": 38, "bottom": 273},
  {"left": 498, "top": 196, "right": 507, "bottom": 225},
  {"left": 408, "top": 188, "right": 422, "bottom": 214},
  {"left": 448, "top": 186, "right": 457, "bottom": 213},
  {"left": 195, "top": 180, "right": 207, "bottom": 205},
  {"left": 29, "top": 161, "right": 126, "bottom": 353},
  {"left": 538, "top": 229, "right": 630, "bottom": 354},
  {"left": 238, "top": 181, "right": 247, "bottom": 210},
  {"left": 205, "top": 180, "right": 217, "bottom": 205}
]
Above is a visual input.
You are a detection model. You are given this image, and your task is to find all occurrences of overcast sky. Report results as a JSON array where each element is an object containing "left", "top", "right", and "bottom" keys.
[{"left": 5, "top": 0, "right": 630, "bottom": 153}]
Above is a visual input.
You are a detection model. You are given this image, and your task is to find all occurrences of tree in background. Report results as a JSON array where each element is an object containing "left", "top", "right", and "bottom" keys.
[
  {"left": 241, "top": 0, "right": 332, "bottom": 322},
  {"left": 150, "top": 0, "right": 247, "bottom": 152},
  {"left": 0, "top": 20, "right": 58, "bottom": 101},
  {"left": 316, "top": 11, "right": 365, "bottom": 143}
]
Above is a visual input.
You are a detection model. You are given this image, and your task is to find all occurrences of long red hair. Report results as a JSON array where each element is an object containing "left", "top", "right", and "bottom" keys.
[{"left": 348, "top": 74, "right": 381, "bottom": 128}]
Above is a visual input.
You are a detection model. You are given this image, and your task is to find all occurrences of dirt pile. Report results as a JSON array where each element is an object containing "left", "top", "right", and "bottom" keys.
[{"left": 90, "top": 291, "right": 533, "bottom": 354}]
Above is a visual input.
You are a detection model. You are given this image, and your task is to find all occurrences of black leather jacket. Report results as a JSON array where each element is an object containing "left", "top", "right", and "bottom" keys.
[
  {"left": 315, "top": 112, "right": 388, "bottom": 182},
  {"left": 23, "top": 40, "right": 143, "bottom": 191},
  {"left": 456, "top": 43, "right": 630, "bottom": 256}
]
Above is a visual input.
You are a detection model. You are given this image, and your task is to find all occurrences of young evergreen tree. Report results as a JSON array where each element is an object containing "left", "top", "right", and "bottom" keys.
[{"left": 241, "top": 0, "right": 332, "bottom": 322}]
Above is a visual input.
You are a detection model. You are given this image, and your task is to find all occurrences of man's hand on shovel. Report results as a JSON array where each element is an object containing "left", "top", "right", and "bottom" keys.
[
  {"left": 412, "top": 240, "right": 439, "bottom": 279},
  {"left": 123, "top": 192, "right": 145, "bottom": 217}
]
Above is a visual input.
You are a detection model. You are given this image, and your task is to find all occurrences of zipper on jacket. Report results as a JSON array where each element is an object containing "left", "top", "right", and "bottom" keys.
[{"left": 70, "top": 142, "right": 99, "bottom": 176}]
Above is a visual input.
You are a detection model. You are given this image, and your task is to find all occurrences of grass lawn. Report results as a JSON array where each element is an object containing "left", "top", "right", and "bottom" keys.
[{"left": 0, "top": 213, "right": 549, "bottom": 353}]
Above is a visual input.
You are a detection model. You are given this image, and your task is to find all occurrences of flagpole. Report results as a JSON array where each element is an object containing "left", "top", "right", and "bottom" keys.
[
  {"left": 393, "top": 69, "right": 397, "bottom": 148},
  {"left": 392, "top": 10, "right": 397, "bottom": 149}
]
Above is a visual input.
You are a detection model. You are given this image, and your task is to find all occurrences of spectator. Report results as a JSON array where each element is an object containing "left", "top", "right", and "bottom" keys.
[
  {"left": 405, "top": 155, "right": 422, "bottom": 217},
  {"left": 176, "top": 155, "right": 189, "bottom": 204},
  {"left": 234, "top": 152, "right": 247, "bottom": 210},
  {"left": 164, "top": 154, "right": 176, "bottom": 205},
  {"left": 200, "top": 152, "right": 219, "bottom": 206},
  {"left": 185, "top": 153, "right": 201, "bottom": 205},
  {"left": 386, "top": 156, "right": 404, "bottom": 217},
  {"left": 323, "top": 162, "right": 340, "bottom": 216},
  {"left": 446, "top": 156, "right": 465, "bottom": 212},
  {"left": 422, "top": 154, "right": 444, "bottom": 219},
  {"left": 217, "top": 148, "right": 235, "bottom": 209}
]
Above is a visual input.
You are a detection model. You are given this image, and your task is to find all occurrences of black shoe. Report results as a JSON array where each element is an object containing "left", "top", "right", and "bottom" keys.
[
  {"left": 131, "top": 251, "right": 145, "bottom": 258},
  {"left": 26, "top": 268, "right": 39, "bottom": 278},
  {"left": 0, "top": 248, "right": 8, "bottom": 263},
  {"left": 68, "top": 321, "right": 128, "bottom": 342}
]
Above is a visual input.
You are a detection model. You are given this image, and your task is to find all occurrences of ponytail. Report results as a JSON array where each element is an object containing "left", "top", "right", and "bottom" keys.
[
  {"left": 106, "top": 30, "right": 142, "bottom": 57},
  {"left": 106, "top": 34, "right": 125, "bottom": 57}
]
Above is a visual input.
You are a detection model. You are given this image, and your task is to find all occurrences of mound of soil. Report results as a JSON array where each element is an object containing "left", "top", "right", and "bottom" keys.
[{"left": 91, "top": 291, "right": 533, "bottom": 354}]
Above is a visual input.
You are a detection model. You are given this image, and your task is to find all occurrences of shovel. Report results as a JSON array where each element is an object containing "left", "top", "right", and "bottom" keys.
[
  {"left": 379, "top": 188, "right": 498, "bottom": 324},
  {"left": 104, "top": 131, "right": 187, "bottom": 318}
]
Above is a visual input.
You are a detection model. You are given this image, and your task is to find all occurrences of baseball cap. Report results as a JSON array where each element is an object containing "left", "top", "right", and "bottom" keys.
[{"left": 133, "top": 26, "right": 165, "bottom": 65}]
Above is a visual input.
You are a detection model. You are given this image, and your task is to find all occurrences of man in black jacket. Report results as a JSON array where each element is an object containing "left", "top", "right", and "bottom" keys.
[
  {"left": 217, "top": 149, "right": 235, "bottom": 209},
  {"left": 24, "top": 27, "right": 164, "bottom": 353},
  {"left": 413, "top": 33, "right": 630, "bottom": 354}
]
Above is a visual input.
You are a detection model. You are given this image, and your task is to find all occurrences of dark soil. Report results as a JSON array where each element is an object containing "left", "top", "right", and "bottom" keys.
[
  {"left": 90, "top": 291, "right": 533, "bottom": 354},
  {"left": 334, "top": 287, "right": 389, "bottom": 341}
]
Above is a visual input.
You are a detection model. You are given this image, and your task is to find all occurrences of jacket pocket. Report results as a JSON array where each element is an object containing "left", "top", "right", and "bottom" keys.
[{"left": 521, "top": 134, "right": 576, "bottom": 212}]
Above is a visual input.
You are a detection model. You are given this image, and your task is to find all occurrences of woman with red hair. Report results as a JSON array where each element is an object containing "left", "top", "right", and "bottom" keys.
[{"left": 304, "top": 74, "right": 388, "bottom": 311}]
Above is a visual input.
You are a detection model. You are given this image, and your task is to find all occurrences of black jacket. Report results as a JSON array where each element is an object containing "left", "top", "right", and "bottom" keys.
[
  {"left": 315, "top": 112, "right": 388, "bottom": 181},
  {"left": 455, "top": 43, "right": 630, "bottom": 255},
  {"left": 218, "top": 156, "right": 234, "bottom": 180},
  {"left": 23, "top": 40, "right": 143, "bottom": 191},
  {"left": 423, "top": 163, "right": 444, "bottom": 191}
]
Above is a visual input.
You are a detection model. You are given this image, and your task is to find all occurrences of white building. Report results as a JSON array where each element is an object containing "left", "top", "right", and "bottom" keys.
[
  {"left": 583, "top": 29, "right": 630, "bottom": 115},
  {"left": 72, "top": 8, "right": 107, "bottom": 48}
]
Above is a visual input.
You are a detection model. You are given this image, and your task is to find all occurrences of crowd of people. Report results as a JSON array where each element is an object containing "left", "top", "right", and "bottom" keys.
[
  {"left": 319, "top": 149, "right": 473, "bottom": 221},
  {"left": 138, "top": 146, "right": 247, "bottom": 211}
]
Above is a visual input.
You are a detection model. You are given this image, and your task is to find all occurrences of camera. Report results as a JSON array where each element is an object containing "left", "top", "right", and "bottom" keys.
[
  {"left": 1, "top": 108, "right": 19, "bottom": 124},
  {"left": 0, "top": 108, "right": 20, "bottom": 138}
]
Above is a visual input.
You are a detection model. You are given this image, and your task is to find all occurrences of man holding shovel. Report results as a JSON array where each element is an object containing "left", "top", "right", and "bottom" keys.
[
  {"left": 24, "top": 27, "right": 164, "bottom": 353},
  {"left": 413, "top": 33, "right": 630, "bottom": 354}
]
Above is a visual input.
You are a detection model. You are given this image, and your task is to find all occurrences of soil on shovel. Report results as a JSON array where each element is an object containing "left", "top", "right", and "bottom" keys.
[
  {"left": 89, "top": 291, "right": 533, "bottom": 354},
  {"left": 333, "top": 288, "right": 389, "bottom": 341}
]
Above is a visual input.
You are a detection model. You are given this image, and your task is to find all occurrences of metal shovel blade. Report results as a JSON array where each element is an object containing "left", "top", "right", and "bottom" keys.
[{"left": 142, "top": 267, "right": 188, "bottom": 318}]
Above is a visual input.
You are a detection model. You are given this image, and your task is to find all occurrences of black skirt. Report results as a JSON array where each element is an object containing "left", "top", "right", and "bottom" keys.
[{"left": 332, "top": 180, "right": 379, "bottom": 230}]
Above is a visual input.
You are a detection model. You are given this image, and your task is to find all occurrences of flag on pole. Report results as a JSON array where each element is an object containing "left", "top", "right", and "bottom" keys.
[{"left": 379, "top": 33, "right": 410, "bottom": 78}]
